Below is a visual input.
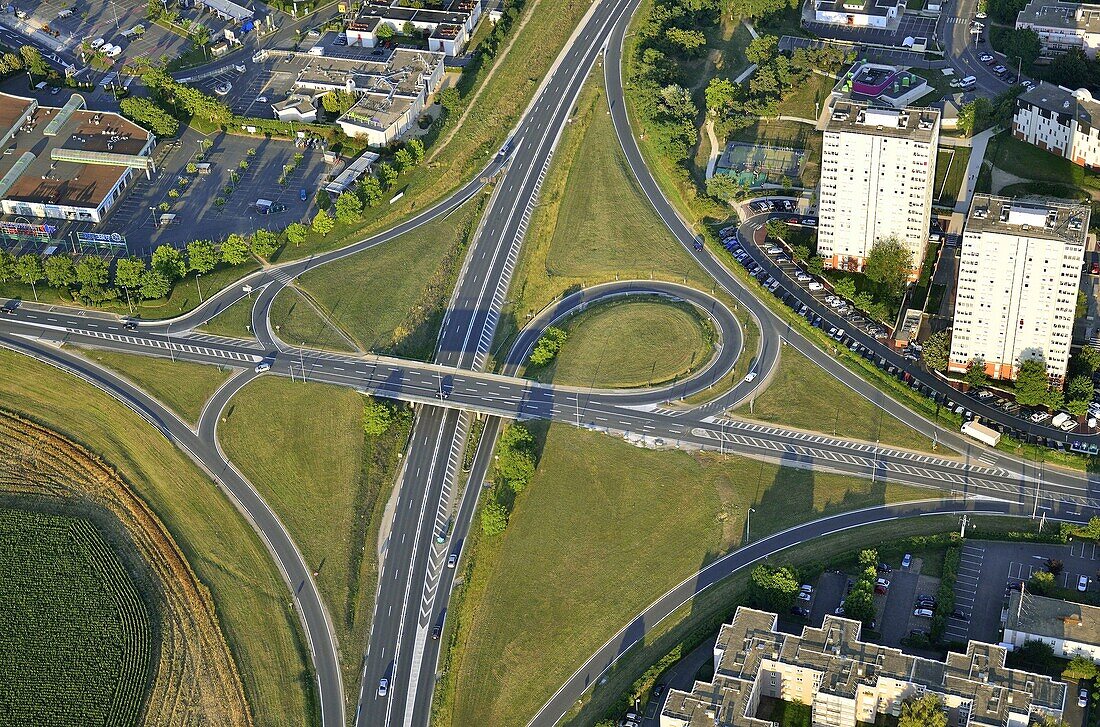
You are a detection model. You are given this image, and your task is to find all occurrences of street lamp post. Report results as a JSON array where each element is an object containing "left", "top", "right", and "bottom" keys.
[
  {"left": 195, "top": 272, "right": 204, "bottom": 303},
  {"left": 746, "top": 507, "right": 755, "bottom": 543}
]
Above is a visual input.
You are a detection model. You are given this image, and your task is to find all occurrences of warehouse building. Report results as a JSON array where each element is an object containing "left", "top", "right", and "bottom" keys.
[
  {"left": 0, "top": 93, "right": 155, "bottom": 224},
  {"left": 661, "top": 607, "right": 1067, "bottom": 727},
  {"left": 814, "top": 0, "right": 906, "bottom": 28}
]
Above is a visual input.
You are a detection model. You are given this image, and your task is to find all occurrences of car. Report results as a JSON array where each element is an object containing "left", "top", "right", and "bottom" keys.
[
  {"left": 980, "top": 53, "right": 994, "bottom": 63},
  {"left": 432, "top": 624, "right": 441, "bottom": 639},
  {"left": 909, "top": 628, "right": 929, "bottom": 638},
  {"left": 1080, "top": 688, "right": 1089, "bottom": 708},
  {"left": 123, "top": 321, "right": 137, "bottom": 330},
  {"left": 719, "top": 225, "right": 738, "bottom": 238},
  {"left": 902, "top": 553, "right": 912, "bottom": 568},
  {"left": 1031, "top": 411, "right": 1051, "bottom": 423},
  {"left": 254, "top": 362, "right": 271, "bottom": 373},
  {"left": 90, "top": 38, "right": 105, "bottom": 49},
  {"left": 914, "top": 608, "right": 934, "bottom": 618},
  {"left": 49, "top": 86, "right": 60, "bottom": 95},
  {"left": 951, "top": 609, "right": 969, "bottom": 620},
  {"left": 808, "top": 281, "right": 824, "bottom": 291},
  {"left": 378, "top": 678, "right": 388, "bottom": 696},
  {"left": 786, "top": 216, "right": 800, "bottom": 224},
  {"left": 1061, "top": 418, "right": 1079, "bottom": 432},
  {"left": 1091, "top": 261, "right": 1100, "bottom": 275},
  {"left": 1004, "top": 74, "right": 1017, "bottom": 84},
  {"left": 790, "top": 606, "right": 810, "bottom": 617},
  {"left": 1080, "top": 575, "right": 1090, "bottom": 591},
  {"left": 1022, "top": 80, "right": 1035, "bottom": 90},
  {"left": 976, "top": 10, "right": 987, "bottom": 17},
  {"left": 256, "top": 95, "right": 268, "bottom": 103},
  {"left": 796, "top": 273, "right": 812, "bottom": 282},
  {"left": 0, "top": 306, "right": 14, "bottom": 315},
  {"left": 1007, "top": 580, "right": 1023, "bottom": 591},
  {"left": 993, "top": 64, "right": 1007, "bottom": 74},
  {"left": 834, "top": 605, "right": 846, "bottom": 615},
  {"left": 801, "top": 218, "right": 817, "bottom": 226},
  {"left": 300, "top": 188, "right": 308, "bottom": 201},
  {"left": 800, "top": 584, "right": 814, "bottom": 593},
  {"left": 214, "top": 82, "right": 232, "bottom": 96},
  {"left": 875, "top": 585, "right": 888, "bottom": 595},
  {"left": 798, "top": 591, "right": 812, "bottom": 601},
  {"left": 876, "top": 577, "right": 890, "bottom": 588},
  {"left": 653, "top": 684, "right": 666, "bottom": 699},
  {"left": 447, "top": 553, "right": 458, "bottom": 568}
]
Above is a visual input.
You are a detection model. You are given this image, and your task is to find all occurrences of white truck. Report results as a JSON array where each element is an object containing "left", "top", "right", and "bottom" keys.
[
  {"left": 961, "top": 419, "right": 1001, "bottom": 447},
  {"left": 1051, "top": 412, "right": 1071, "bottom": 428}
]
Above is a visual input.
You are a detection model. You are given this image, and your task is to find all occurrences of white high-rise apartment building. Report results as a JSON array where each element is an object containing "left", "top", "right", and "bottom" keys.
[
  {"left": 818, "top": 101, "right": 939, "bottom": 276},
  {"left": 949, "top": 194, "right": 1088, "bottom": 383}
]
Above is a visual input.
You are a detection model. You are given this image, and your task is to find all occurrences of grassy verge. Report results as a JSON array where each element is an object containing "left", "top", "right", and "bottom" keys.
[
  {"left": 269, "top": 288, "right": 359, "bottom": 353},
  {"left": 217, "top": 379, "right": 410, "bottom": 716},
  {"left": 736, "top": 345, "right": 937, "bottom": 451},
  {"left": 73, "top": 348, "right": 233, "bottom": 425},
  {"left": 775, "top": 73, "right": 834, "bottom": 120},
  {"left": 197, "top": 295, "right": 258, "bottom": 338},
  {"left": 561, "top": 515, "right": 1038, "bottom": 725},
  {"left": 0, "top": 348, "right": 315, "bottom": 725},
  {"left": 934, "top": 147, "right": 971, "bottom": 207},
  {"left": 528, "top": 298, "right": 715, "bottom": 388},
  {"left": 441, "top": 423, "right": 932, "bottom": 726},
  {"left": 274, "top": 193, "right": 486, "bottom": 360},
  {"left": 989, "top": 133, "right": 1100, "bottom": 193}
]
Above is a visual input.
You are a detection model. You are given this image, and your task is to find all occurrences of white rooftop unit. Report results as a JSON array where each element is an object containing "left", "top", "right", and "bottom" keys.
[
  {"left": 1007, "top": 205, "right": 1050, "bottom": 228},
  {"left": 862, "top": 108, "right": 900, "bottom": 127}
]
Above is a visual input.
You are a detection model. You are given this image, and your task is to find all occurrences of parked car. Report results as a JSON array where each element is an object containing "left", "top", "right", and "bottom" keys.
[
  {"left": 1080, "top": 688, "right": 1089, "bottom": 708},
  {"left": 979, "top": 53, "right": 994, "bottom": 63},
  {"left": 876, "top": 578, "right": 890, "bottom": 589},
  {"left": 913, "top": 608, "right": 934, "bottom": 618},
  {"left": 902, "top": 553, "right": 912, "bottom": 568},
  {"left": 797, "top": 591, "right": 812, "bottom": 601},
  {"left": 993, "top": 65, "right": 1007, "bottom": 74},
  {"left": 790, "top": 606, "right": 810, "bottom": 618},
  {"left": 808, "top": 281, "right": 824, "bottom": 291},
  {"left": 300, "top": 188, "right": 309, "bottom": 201},
  {"left": 1079, "top": 575, "right": 1089, "bottom": 592}
]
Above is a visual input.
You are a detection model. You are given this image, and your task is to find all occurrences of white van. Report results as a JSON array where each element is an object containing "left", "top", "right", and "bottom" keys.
[
  {"left": 961, "top": 75, "right": 977, "bottom": 88},
  {"left": 57, "top": 8, "right": 74, "bottom": 18}
]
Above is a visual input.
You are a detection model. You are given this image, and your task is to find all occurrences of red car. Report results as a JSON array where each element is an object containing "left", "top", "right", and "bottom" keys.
[{"left": 1090, "top": 261, "right": 1099, "bottom": 275}]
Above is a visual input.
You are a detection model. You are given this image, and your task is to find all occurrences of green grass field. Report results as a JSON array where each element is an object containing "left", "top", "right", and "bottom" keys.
[
  {"left": 530, "top": 299, "right": 715, "bottom": 388},
  {"left": 197, "top": 295, "right": 257, "bottom": 339},
  {"left": 774, "top": 73, "right": 834, "bottom": 120},
  {"left": 274, "top": 195, "right": 485, "bottom": 360},
  {"left": 990, "top": 133, "right": 1100, "bottom": 192},
  {"left": 0, "top": 348, "right": 314, "bottom": 725},
  {"left": 736, "top": 346, "right": 935, "bottom": 451},
  {"left": 217, "top": 379, "right": 409, "bottom": 715},
  {"left": 934, "top": 147, "right": 971, "bottom": 206},
  {"left": 443, "top": 424, "right": 932, "bottom": 726},
  {"left": 0, "top": 507, "right": 153, "bottom": 725},
  {"left": 269, "top": 288, "right": 359, "bottom": 353},
  {"left": 75, "top": 348, "right": 233, "bottom": 425}
]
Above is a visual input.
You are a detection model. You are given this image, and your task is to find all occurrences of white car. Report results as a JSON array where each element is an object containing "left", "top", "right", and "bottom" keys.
[
  {"left": 106, "top": 45, "right": 122, "bottom": 57},
  {"left": 1079, "top": 575, "right": 1089, "bottom": 592},
  {"left": 808, "top": 281, "right": 824, "bottom": 291},
  {"left": 914, "top": 608, "right": 934, "bottom": 618},
  {"left": 1061, "top": 418, "right": 1079, "bottom": 432},
  {"left": 743, "top": 371, "right": 757, "bottom": 383},
  {"left": 798, "top": 591, "right": 812, "bottom": 601},
  {"left": 975, "top": 10, "right": 987, "bottom": 18},
  {"left": 254, "top": 362, "right": 271, "bottom": 373},
  {"left": 447, "top": 553, "right": 458, "bottom": 568},
  {"left": 800, "top": 584, "right": 814, "bottom": 594},
  {"left": 377, "top": 678, "right": 388, "bottom": 697},
  {"left": 90, "top": 38, "right": 105, "bottom": 49},
  {"left": 256, "top": 95, "right": 268, "bottom": 102},
  {"left": 796, "top": 273, "right": 812, "bottom": 282},
  {"left": 214, "top": 82, "right": 232, "bottom": 96}
]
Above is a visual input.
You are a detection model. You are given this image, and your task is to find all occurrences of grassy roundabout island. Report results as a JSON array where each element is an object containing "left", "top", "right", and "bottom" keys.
[{"left": 529, "top": 298, "right": 717, "bottom": 389}]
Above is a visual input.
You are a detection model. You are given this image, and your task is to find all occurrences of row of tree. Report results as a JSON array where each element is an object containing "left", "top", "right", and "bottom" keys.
[
  {"left": 481, "top": 424, "right": 538, "bottom": 536},
  {"left": 0, "top": 45, "right": 51, "bottom": 79},
  {"left": 141, "top": 67, "right": 233, "bottom": 127},
  {"left": 528, "top": 327, "right": 568, "bottom": 366}
]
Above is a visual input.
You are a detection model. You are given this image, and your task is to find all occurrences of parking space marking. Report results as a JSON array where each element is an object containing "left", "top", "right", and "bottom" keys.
[{"left": 947, "top": 544, "right": 985, "bottom": 641}]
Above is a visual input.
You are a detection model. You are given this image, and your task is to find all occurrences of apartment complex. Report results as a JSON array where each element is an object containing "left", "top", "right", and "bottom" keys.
[
  {"left": 1004, "top": 590, "right": 1100, "bottom": 661},
  {"left": 660, "top": 607, "right": 1067, "bottom": 727},
  {"left": 948, "top": 194, "right": 1088, "bottom": 382},
  {"left": 344, "top": 0, "right": 483, "bottom": 56},
  {"left": 817, "top": 101, "right": 939, "bottom": 275},
  {"left": 1016, "top": 0, "right": 1100, "bottom": 58},
  {"left": 1013, "top": 82, "right": 1100, "bottom": 169},
  {"left": 0, "top": 93, "right": 155, "bottom": 224},
  {"left": 291, "top": 49, "right": 445, "bottom": 145}
]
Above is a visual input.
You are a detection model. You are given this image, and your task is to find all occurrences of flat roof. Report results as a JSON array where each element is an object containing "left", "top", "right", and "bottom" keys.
[
  {"left": 1017, "top": 0, "right": 1100, "bottom": 33},
  {"left": 0, "top": 100, "right": 151, "bottom": 209},
  {"left": 1017, "top": 81, "right": 1100, "bottom": 130},
  {"left": 0, "top": 93, "right": 36, "bottom": 137},
  {"left": 338, "top": 92, "right": 417, "bottom": 132},
  {"left": 296, "top": 49, "right": 443, "bottom": 98},
  {"left": 823, "top": 99, "right": 940, "bottom": 143},
  {"left": 1008, "top": 590, "right": 1100, "bottom": 646},
  {"left": 966, "top": 193, "right": 1090, "bottom": 246},
  {"left": 197, "top": 0, "right": 253, "bottom": 21},
  {"left": 816, "top": 0, "right": 903, "bottom": 16}
]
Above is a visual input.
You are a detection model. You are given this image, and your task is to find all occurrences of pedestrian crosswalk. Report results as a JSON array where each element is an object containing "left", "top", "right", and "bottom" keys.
[{"left": 71, "top": 328, "right": 261, "bottom": 363}]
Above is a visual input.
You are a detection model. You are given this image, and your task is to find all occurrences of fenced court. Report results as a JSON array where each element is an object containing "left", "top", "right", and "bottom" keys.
[{"left": 717, "top": 142, "right": 805, "bottom": 187}]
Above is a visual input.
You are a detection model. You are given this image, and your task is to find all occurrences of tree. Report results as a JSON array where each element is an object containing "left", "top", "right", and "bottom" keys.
[
  {"left": 320, "top": 90, "right": 357, "bottom": 115},
  {"left": 139, "top": 269, "right": 171, "bottom": 300},
  {"left": 357, "top": 175, "right": 383, "bottom": 208},
  {"left": 402, "top": 20, "right": 416, "bottom": 36},
  {"left": 311, "top": 210, "right": 335, "bottom": 236},
  {"left": 0, "top": 250, "right": 15, "bottom": 283},
  {"left": 114, "top": 257, "right": 145, "bottom": 306},
  {"left": 496, "top": 424, "right": 537, "bottom": 491},
  {"left": 1028, "top": 570, "right": 1056, "bottom": 596},
  {"left": 15, "top": 254, "right": 44, "bottom": 300},
  {"left": 406, "top": 139, "right": 425, "bottom": 166},
  {"left": 119, "top": 97, "right": 179, "bottom": 137},
  {"left": 706, "top": 174, "right": 741, "bottom": 203},
  {"left": 44, "top": 255, "right": 77, "bottom": 289},
  {"left": 251, "top": 229, "right": 280, "bottom": 258},
  {"left": 843, "top": 580, "right": 876, "bottom": 624},
  {"left": 285, "top": 223, "right": 309, "bottom": 247},
  {"left": 1066, "top": 374, "right": 1094, "bottom": 416},
  {"left": 923, "top": 330, "right": 951, "bottom": 371},
  {"left": 865, "top": 237, "right": 912, "bottom": 300},
  {"left": 965, "top": 358, "right": 989, "bottom": 389},
  {"left": 833, "top": 276, "right": 857, "bottom": 300},
  {"left": 748, "top": 564, "right": 800, "bottom": 613},
  {"left": 221, "top": 234, "right": 251, "bottom": 265},
  {"left": 334, "top": 191, "right": 363, "bottom": 224},
  {"left": 73, "top": 256, "right": 109, "bottom": 289},
  {"left": 376, "top": 23, "right": 395, "bottom": 40},
  {"left": 363, "top": 398, "right": 395, "bottom": 436},
  {"left": 480, "top": 498, "right": 508, "bottom": 535},
  {"left": 377, "top": 163, "right": 398, "bottom": 191},
  {"left": 152, "top": 244, "right": 187, "bottom": 281},
  {"left": 1064, "top": 654, "right": 1099, "bottom": 680},
  {"left": 958, "top": 97, "right": 994, "bottom": 137},
  {"left": 1015, "top": 358, "right": 1050, "bottom": 407},
  {"left": 19, "top": 45, "right": 49, "bottom": 77},
  {"left": 529, "top": 326, "right": 568, "bottom": 366},
  {"left": 745, "top": 34, "right": 779, "bottom": 65},
  {"left": 999, "top": 28, "right": 1041, "bottom": 68},
  {"left": 898, "top": 694, "right": 947, "bottom": 727},
  {"left": 393, "top": 147, "right": 414, "bottom": 173},
  {"left": 665, "top": 27, "right": 707, "bottom": 55},
  {"left": 705, "top": 77, "right": 737, "bottom": 115},
  {"left": 1074, "top": 346, "right": 1100, "bottom": 377},
  {"left": 186, "top": 239, "right": 217, "bottom": 274}
]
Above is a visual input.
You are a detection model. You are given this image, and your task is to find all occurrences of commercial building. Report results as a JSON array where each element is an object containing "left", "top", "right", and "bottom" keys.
[
  {"left": 1013, "top": 82, "right": 1100, "bottom": 169},
  {"left": 344, "top": 0, "right": 482, "bottom": 55},
  {"left": 948, "top": 194, "right": 1088, "bottom": 382},
  {"left": 272, "top": 95, "right": 318, "bottom": 123},
  {"left": 1004, "top": 590, "right": 1100, "bottom": 661},
  {"left": 831, "top": 61, "right": 931, "bottom": 109},
  {"left": 660, "top": 607, "right": 1067, "bottom": 727},
  {"left": 814, "top": 0, "right": 905, "bottom": 27},
  {"left": 817, "top": 100, "right": 939, "bottom": 275},
  {"left": 291, "top": 49, "right": 444, "bottom": 145},
  {"left": 1016, "top": 0, "right": 1100, "bottom": 59},
  {"left": 0, "top": 93, "right": 155, "bottom": 224},
  {"left": 195, "top": 0, "right": 253, "bottom": 23}
]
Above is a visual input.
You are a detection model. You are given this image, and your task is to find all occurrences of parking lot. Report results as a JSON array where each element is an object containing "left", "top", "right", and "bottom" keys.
[
  {"left": 193, "top": 56, "right": 310, "bottom": 117},
  {"left": 804, "top": 14, "right": 939, "bottom": 49}
]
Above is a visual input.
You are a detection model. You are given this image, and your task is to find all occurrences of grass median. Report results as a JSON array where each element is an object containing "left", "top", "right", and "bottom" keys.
[
  {"left": 0, "top": 347, "right": 315, "bottom": 726},
  {"left": 439, "top": 424, "right": 932, "bottom": 726},
  {"left": 528, "top": 298, "right": 715, "bottom": 388},
  {"left": 217, "top": 378, "right": 410, "bottom": 717},
  {"left": 73, "top": 348, "right": 233, "bottom": 425}
]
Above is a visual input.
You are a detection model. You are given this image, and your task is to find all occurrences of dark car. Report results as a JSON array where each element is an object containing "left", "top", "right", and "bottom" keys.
[
  {"left": 790, "top": 606, "right": 810, "bottom": 617},
  {"left": 300, "top": 187, "right": 308, "bottom": 201},
  {"left": 432, "top": 625, "right": 441, "bottom": 640},
  {"left": 652, "top": 684, "right": 666, "bottom": 699},
  {"left": 124, "top": 321, "right": 138, "bottom": 330},
  {"left": 877, "top": 563, "right": 892, "bottom": 573},
  {"left": 909, "top": 628, "right": 929, "bottom": 638},
  {"left": 951, "top": 609, "right": 969, "bottom": 620}
]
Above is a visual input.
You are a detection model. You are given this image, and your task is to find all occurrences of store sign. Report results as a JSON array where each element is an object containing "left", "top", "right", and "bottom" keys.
[
  {"left": 76, "top": 231, "right": 126, "bottom": 247},
  {"left": 0, "top": 221, "right": 57, "bottom": 236}
]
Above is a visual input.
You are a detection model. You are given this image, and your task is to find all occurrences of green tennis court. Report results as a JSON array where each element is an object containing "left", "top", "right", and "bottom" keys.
[{"left": 717, "top": 142, "right": 805, "bottom": 187}]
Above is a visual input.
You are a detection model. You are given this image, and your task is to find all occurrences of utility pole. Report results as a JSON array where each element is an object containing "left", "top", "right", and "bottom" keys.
[
  {"left": 746, "top": 507, "right": 755, "bottom": 543},
  {"left": 960, "top": 513, "right": 969, "bottom": 537},
  {"left": 195, "top": 272, "right": 204, "bottom": 303}
]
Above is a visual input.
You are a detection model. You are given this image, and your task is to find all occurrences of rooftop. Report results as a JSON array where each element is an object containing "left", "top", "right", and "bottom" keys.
[
  {"left": 294, "top": 48, "right": 443, "bottom": 98},
  {"left": 337, "top": 92, "right": 417, "bottom": 132},
  {"left": 359, "top": 2, "right": 471, "bottom": 25},
  {"left": 823, "top": 100, "right": 940, "bottom": 143},
  {"left": 1007, "top": 590, "right": 1100, "bottom": 646},
  {"left": 662, "top": 606, "right": 1067, "bottom": 727},
  {"left": 1017, "top": 0, "right": 1100, "bottom": 33},
  {"left": 816, "top": 0, "right": 904, "bottom": 16},
  {"left": 0, "top": 97, "right": 152, "bottom": 209},
  {"left": 966, "top": 193, "right": 1090, "bottom": 246},
  {"left": 0, "top": 93, "right": 35, "bottom": 136},
  {"left": 1017, "top": 81, "right": 1100, "bottom": 130}
]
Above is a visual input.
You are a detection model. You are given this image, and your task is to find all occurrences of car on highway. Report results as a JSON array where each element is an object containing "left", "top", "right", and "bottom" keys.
[
  {"left": 743, "top": 371, "right": 757, "bottom": 382},
  {"left": 378, "top": 678, "right": 388, "bottom": 697},
  {"left": 124, "top": 321, "right": 137, "bottom": 330},
  {"left": 1079, "top": 575, "right": 1089, "bottom": 591},
  {"left": 447, "top": 553, "right": 458, "bottom": 568},
  {"left": 432, "top": 625, "right": 442, "bottom": 640},
  {"left": 255, "top": 362, "right": 272, "bottom": 373}
]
